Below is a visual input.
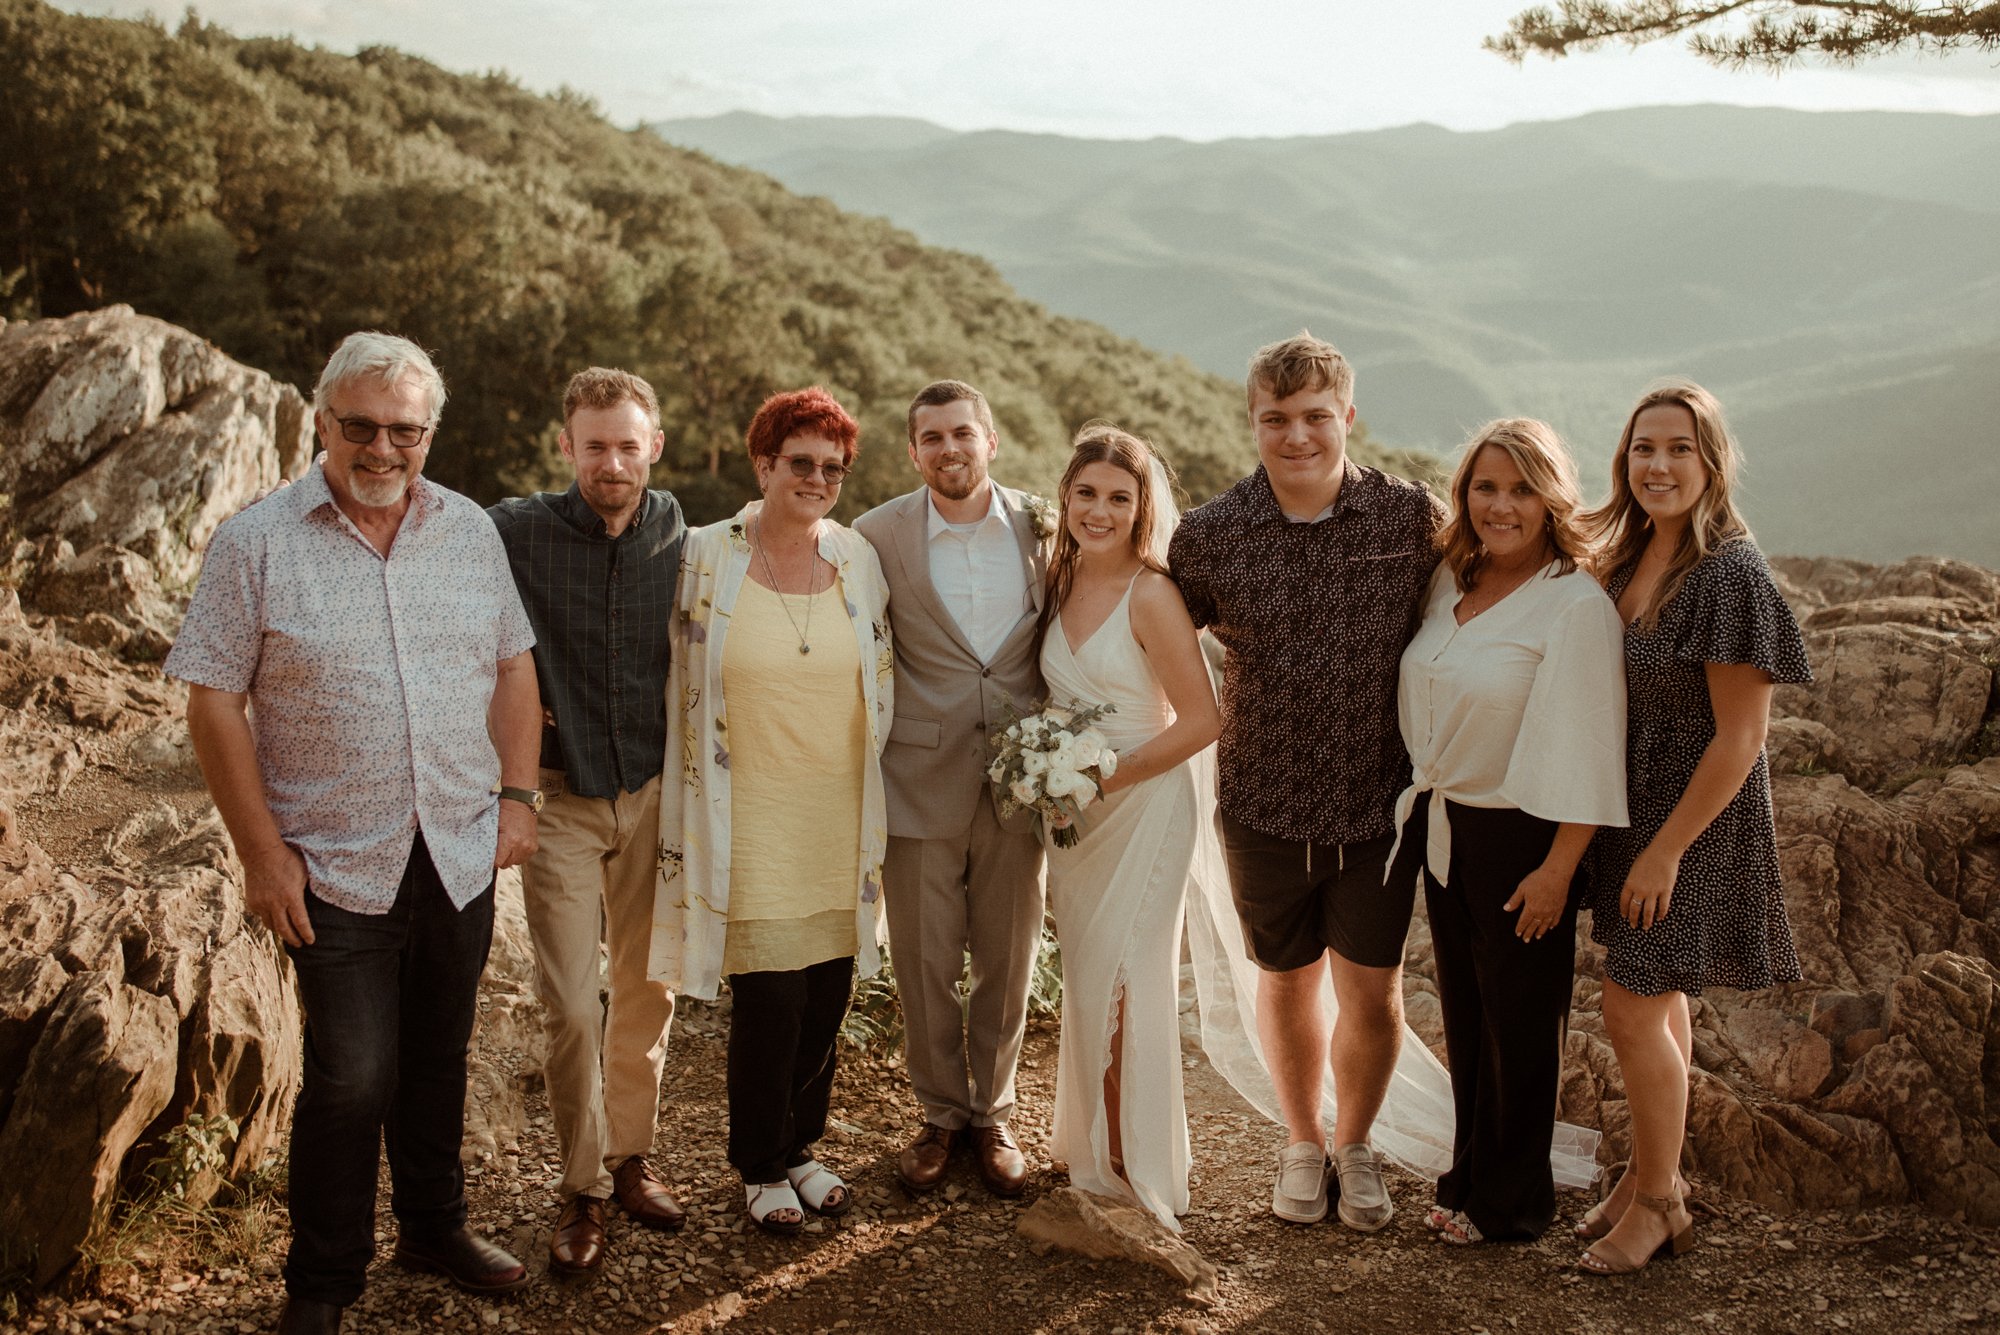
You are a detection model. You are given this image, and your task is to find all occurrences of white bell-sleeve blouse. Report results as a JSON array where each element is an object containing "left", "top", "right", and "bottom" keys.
[{"left": 1391, "top": 561, "right": 1629, "bottom": 885}]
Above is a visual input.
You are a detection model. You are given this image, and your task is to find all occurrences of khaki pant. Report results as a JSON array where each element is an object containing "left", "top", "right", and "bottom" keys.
[
  {"left": 522, "top": 771, "right": 673, "bottom": 1200},
  {"left": 883, "top": 799, "right": 1045, "bottom": 1130}
]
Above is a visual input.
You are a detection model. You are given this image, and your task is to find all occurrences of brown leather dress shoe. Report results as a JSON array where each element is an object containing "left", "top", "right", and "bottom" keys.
[
  {"left": 548, "top": 1196, "right": 608, "bottom": 1274},
  {"left": 970, "top": 1123, "right": 1028, "bottom": 1197},
  {"left": 612, "top": 1157, "right": 688, "bottom": 1231},
  {"left": 392, "top": 1225, "right": 530, "bottom": 1294},
  {"left": 897, "top": 1123, "right": 957, "bottom": 1194},
  {"left": 276, "top": 1296, "right": 343, "bottom": 1334}
]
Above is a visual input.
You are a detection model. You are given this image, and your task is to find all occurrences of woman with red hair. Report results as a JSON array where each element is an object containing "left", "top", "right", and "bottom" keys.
[{"left": 650, "top": 387, "right": 895, "bottom": 1235}]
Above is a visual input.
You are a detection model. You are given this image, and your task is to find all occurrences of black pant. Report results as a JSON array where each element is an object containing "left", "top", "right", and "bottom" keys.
[
  {"left": 725, "top": 955, "right": 853, "bottom": 1184},
  {"left": 283, "top": 832, "right": 495, "bottom": 1305},
  {"left": 1411, "top": 800, "right": 1579, "bottom": 1241}
]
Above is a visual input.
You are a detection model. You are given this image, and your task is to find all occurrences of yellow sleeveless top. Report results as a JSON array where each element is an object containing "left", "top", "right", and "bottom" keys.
[{"left": 721, "top": 573, "right": 866, "bottom": 975}]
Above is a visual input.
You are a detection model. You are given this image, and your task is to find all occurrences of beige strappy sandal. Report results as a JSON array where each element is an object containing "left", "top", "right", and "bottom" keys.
[{"left": 1577, "top": 1191, "right": 1694, "bottom": 1275}]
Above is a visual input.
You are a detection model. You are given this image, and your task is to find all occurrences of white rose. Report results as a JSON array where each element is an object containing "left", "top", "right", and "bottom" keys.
[
  {"left": 1095, "top": 745, "right": 1118, "bottom": 778},
  {"left": 1068, "top": 732, "right": 1103, "bottom": 768},
  {"left": 1010, "top": 777, "right": 1040, "bottom": 806},
  {"left": 1043, "top": 767, "right": 1087, "bottom": 800},
  {"left": 1049, "top": 737, "right": 1078, "bottom": 772},
  {"left": 1022, "top": 750, "right": 1050, "bottom": 776}
]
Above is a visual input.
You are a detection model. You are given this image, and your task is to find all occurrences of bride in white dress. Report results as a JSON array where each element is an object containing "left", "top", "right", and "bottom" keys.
[{"left": 1038, "top": 425, "right": 1221, "bottom": 1228}]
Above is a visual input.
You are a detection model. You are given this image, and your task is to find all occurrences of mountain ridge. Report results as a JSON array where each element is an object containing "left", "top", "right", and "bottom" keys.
[{"left": 656, "top": 105, "right": 2000, "bottom": 563}]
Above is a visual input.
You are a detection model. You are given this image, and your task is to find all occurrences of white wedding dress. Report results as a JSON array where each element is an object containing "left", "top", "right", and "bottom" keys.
[
  {"left": 1040, "top": 582, "right": 1602, "bottom": 1229},
  {"left": 1042, "top": 578, "right": 1195, "bottom": 1228}
]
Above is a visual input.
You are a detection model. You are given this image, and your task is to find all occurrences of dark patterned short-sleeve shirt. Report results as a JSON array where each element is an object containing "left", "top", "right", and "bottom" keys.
[
  {"left": 1169, "top": 462, "right": 1443, "bottom": 845},
  {"left": 488, "top": 484, "right": 685, "bottom": 800},
  {"left": 164, "top": 464, "right": 537, "bottom": 913}
]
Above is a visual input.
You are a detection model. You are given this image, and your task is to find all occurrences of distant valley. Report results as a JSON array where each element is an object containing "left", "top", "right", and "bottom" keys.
[{"left": 655, "top": 106, "right": 2000, "bottom": 565}]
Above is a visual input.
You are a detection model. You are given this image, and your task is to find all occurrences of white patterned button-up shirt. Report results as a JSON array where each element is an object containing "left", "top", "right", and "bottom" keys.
[{"left": 165, "top": 461, "right": 536, "bottom": 913}]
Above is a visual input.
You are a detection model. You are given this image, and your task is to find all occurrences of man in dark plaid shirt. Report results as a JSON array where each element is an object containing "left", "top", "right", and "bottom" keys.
[
  {"left": 1170, "top": 333, "right": 1443, "bottom": 1235},
  {"left": 488, "top": 369, "right": 687, "bottom": 1274}
]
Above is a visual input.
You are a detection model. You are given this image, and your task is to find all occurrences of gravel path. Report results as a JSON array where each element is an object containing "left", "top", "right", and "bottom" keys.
[{"left": 8, "top": 1001, "right": 2000, "bottom": 1334}]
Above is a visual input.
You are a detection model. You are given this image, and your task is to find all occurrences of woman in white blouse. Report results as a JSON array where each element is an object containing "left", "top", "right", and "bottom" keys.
[{"left": 1390, "top": 418, "right": 1627, "bottom": 1245}]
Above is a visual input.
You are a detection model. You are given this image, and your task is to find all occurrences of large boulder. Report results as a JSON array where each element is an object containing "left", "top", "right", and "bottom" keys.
[
  {"left": 0, "top": 804, "right": 303, "bottom": 1283},
  {"left": 0, "top": 305, "right": 312, "bottom": 587},
  {"left": 0, "top": 972, "right": 178, "bottom": 1287}
]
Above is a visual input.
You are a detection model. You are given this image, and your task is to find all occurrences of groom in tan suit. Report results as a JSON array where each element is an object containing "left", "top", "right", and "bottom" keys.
[{"left": 855, "top": 379, "right": 1048, "bottom": 1197}]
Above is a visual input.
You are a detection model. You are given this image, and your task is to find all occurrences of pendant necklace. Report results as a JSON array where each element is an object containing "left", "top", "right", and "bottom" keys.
[{"left": 754, "top": 517, "right": 817, "bottom": 654}]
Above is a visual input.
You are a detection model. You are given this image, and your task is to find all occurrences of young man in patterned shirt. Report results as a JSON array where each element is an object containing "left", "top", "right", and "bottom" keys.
[{"left": 1168, "top": 332, "right": 1443, "bottom": 1232}]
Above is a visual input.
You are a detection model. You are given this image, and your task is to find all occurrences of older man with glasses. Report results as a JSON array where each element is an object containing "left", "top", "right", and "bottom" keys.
[{"left": 169, "top": 332, "right": 542, "bottom": 1335}]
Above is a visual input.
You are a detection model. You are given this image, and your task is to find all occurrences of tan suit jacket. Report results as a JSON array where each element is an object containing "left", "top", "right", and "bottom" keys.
[{"left": 855, "top": 484, "right": 1048, "bottom": 840}]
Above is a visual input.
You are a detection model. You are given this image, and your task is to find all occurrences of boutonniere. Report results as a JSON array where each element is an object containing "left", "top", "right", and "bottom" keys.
[{"left": 1026, "top": 494, "right": 1059, "bottom": 542}]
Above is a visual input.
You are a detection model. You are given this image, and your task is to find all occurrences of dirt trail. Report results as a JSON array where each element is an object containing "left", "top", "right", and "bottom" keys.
[{"left": 9, "top": 1004, "right": 1998, "bottom": 1335}]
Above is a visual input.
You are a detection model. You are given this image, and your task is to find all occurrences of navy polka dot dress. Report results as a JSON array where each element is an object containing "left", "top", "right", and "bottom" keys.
[{"left": 1589, "top": 538, "right": 1813, "bottom": 996}]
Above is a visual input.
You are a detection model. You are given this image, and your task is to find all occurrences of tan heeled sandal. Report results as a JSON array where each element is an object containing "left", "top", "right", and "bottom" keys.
[
  {"left": 1574, "top": 1166, "right": 1689, "bottom": 1240},
  {"left": 1577, "top": 1191, "right": 1694, "bottom": 1275}
]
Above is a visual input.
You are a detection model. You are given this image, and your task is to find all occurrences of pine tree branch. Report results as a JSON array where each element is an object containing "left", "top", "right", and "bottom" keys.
[{"left": 1485, "top": 1, "right": 2000, "bottom": 68}]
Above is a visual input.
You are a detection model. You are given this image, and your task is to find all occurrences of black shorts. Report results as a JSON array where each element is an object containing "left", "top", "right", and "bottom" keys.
[{"left": 1219, "top": 812, "right": 1418, "bottom": 971}]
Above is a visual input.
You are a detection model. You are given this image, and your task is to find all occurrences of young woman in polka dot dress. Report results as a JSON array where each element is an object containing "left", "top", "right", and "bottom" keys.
[{"left": 1575, "top": 380, "right": 1811, "bottom": 1275}]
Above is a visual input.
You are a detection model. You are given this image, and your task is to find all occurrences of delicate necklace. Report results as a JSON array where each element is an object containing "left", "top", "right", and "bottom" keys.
[{"left": 753, "top": 517, "right": 817, "bottom": 655}]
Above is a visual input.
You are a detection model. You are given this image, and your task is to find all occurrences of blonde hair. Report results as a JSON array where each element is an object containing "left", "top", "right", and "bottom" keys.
[
  {"left": 563, "top": 367, "right": 660, "bottom": 428},
  {"left": 1033, "top": 422, "right": 1181, "bottom": 658},
  {"left": 1583, "top": 378, "right": 1752, "bottom": 629},
  {"left": 1246, "top": 330, "right": 1353, "bottom": 413},
  {"left": 1436, "top": 418, "right": 1587, "bottom": 590}
]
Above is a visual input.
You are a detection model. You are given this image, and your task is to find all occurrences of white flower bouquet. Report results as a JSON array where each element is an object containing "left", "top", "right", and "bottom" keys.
[{"left": 987, "top": 701, "right": 1118, "bottom": 849}]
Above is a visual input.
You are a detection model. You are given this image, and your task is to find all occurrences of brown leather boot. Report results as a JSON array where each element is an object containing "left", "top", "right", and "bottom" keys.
[
  {"left": 969, "top": 1123, "right": 1028, "bottom": 1197},
  {"left": 897, "top": 1123, "right": 957, "bottom": 1194},
  {"left": 548, "top": 1196, "right": 608, "bottom": 1274},
  {"left": 612, "top": 1157, "right": 687, "bottom": 1231}
]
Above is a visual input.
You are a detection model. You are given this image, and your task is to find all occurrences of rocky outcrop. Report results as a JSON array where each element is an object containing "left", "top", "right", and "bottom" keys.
[{"left": 0, "top": 305, "right": 312, "bottom": 588}]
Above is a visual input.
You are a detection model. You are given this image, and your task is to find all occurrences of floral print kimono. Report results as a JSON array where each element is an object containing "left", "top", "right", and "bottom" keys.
[{"left": 648, "top": 501, "right": 895, "bottom": 1000}]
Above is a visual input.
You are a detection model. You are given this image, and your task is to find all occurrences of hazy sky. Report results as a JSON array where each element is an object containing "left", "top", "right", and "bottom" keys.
[{"left": 64, "top": 0, "right": 2000, "bottom": 137}]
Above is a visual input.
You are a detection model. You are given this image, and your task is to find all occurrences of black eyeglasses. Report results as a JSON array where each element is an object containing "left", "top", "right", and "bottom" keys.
[
  {"left": 336, "top": 415, "right": 432, "bottom": 449},
  {"left": 779, "top": 455, "right": 848, "bottom": 484}
]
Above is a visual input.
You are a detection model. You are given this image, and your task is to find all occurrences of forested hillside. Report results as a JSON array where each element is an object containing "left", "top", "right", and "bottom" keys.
[{"left": 0, "top": 0, "right": 1430, "bottom": 521}]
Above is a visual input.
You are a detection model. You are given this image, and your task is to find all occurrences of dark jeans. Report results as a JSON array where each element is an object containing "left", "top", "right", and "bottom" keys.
[
  {"left": 725, "top": 955, "right": 853, "bottom": 1184},
  {"left": 283, "top": 832, "right": 495, "bottom": 1306},
  {"left": 1412, "top": 800, "right": 1579, "bottom": 1242}
]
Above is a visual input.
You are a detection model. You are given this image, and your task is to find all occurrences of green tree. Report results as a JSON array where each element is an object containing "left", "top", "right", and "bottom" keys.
[{"left": 1488, "top": 1, "right": 2000, "bottom": 67}]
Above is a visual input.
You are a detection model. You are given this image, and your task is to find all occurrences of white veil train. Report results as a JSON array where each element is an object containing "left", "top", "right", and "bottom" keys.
[{"left": 1143, "top": 445, "right": 1601, "bottom": 1188}]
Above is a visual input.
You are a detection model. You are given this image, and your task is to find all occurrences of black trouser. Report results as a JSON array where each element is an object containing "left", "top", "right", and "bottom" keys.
[
  {"left": 283, "top": 832, "right": 494, "bottom": 1306},
  {"left": 725, "top": 955, "right": 854, "bottom": 1184},
  {"left": 1411, "top": 800, "right": 1578, "bottom": 1242}
]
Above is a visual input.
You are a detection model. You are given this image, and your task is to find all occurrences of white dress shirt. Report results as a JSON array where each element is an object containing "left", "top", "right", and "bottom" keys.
[
  {"left": 1391, "top": 562, "right": 1629, "bottom": 885},
  {"left": 927, "top": 486, "right": 1029, "bottom": 664}
]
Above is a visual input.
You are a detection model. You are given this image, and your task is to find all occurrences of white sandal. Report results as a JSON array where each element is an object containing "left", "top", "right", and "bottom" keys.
[
  {"left": 745, "top": 1181, "right": 804, "bottom": 1235},
  {"left": 786, "top": 1158, "right": 852, "bottom": 1216}
]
